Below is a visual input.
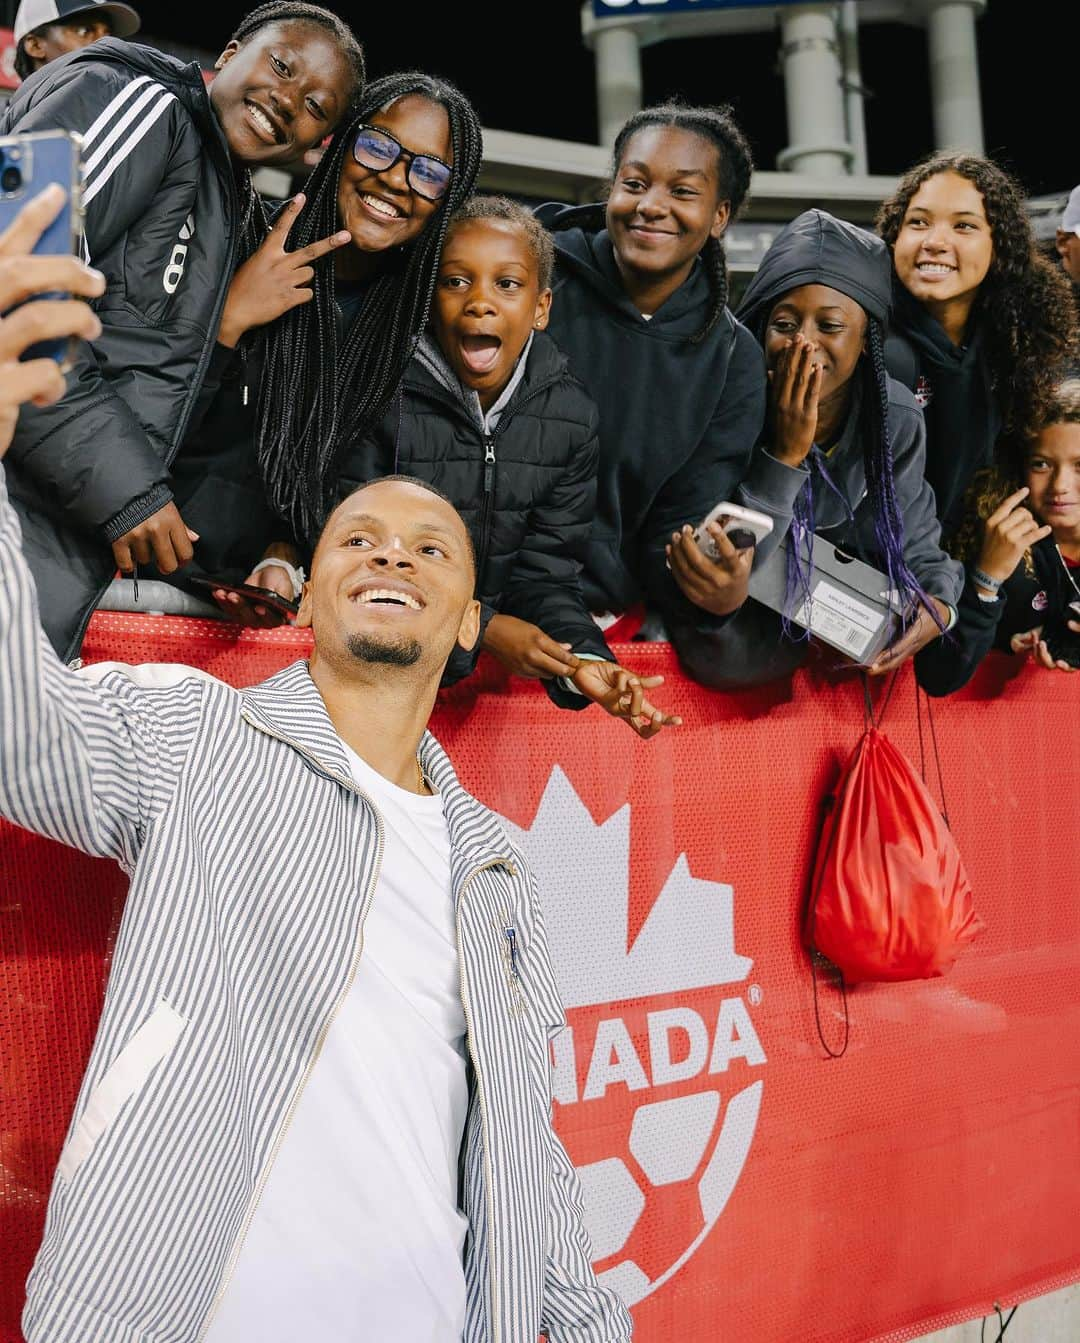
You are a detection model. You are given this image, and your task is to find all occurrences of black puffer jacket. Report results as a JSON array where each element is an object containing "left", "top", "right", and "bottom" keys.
[
  {"left": 0, "top": 39, "right": 241, "bottom": 658},
  {"left": 341, "top": 330, "right": 612, "bottom": 706}
]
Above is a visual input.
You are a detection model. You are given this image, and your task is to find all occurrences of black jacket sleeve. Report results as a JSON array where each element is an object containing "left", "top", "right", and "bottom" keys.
[
  {"left": 642, "top": 326, "right": 767, "bottom": 631},
  {"left": 2, "top": 63, "right": 199, "bottom": 539},
  {"left": 915, "top": 566, "right": 1006, "bottom": 696},
  {"left": 498, "top": 401, "right": 613, "bottom": 709}
]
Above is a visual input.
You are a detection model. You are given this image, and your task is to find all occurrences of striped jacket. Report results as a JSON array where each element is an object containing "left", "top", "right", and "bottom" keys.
[
  {"left": 0, "top": 39, "right": 241, "bottom": 661},
  {"left": 0, "top": 475, "right": 632, "bottom": 1343}
]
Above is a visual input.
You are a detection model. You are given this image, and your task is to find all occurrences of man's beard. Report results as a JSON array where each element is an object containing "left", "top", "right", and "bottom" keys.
[{"left": 346, "top": 632, "right": 423, "bottom": 667}]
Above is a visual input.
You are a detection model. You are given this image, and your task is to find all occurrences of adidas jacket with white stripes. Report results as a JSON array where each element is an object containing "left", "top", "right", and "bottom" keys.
[
  {"left": 0, "top": 470, "right": 633, "bottom": 1342},
  {"left": 0, "top": 39, "right": 243, "bottom": 663}
]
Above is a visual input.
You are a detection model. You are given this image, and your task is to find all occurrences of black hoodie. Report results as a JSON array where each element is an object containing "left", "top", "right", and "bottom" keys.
[
  {"left": 536, "top": 204, "right": 766, "bottom": 629},
  {"left": 885, "top": 281, "right": 1002, "bottom": 536},
  {"left": 734, "top": 210, "right": 962, "bottom": 608}
]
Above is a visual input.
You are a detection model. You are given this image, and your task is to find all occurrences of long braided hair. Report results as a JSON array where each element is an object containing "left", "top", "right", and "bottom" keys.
[
  {"left": 877, "top": 153, "right": 1078, "bottom": 442},
  {"left": 861, "top": 318, "right": 944, "bottom": 626},
  {"left": 741, "top": 299, "right": 944, "bottom": 629},
  {"left": 548, "top": 101, "right": 752, "bottom": 345},
  {"left": 255, "top": 72, "right": 482, "bottom": 540},
  {"left": 222, "top": 5, "right": 367, "bottom": 287}
]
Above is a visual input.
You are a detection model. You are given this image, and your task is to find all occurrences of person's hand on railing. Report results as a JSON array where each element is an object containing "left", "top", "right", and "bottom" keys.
[
  {"left": 482, "top": 613, "right": 581, "bottom": 680},
  {"left": 570, "top": 659, "right": 682, "bottom": 740}
]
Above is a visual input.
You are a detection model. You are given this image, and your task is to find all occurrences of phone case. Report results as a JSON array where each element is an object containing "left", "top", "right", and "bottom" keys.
[
  {"left": 188, "top": 576, "right": 300, "bottom": 618},
  {"left": 0, "top": 130, "right": 84, "bottom": 366}
]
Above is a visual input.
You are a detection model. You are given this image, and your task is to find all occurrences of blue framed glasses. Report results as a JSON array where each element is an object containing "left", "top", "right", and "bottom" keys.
[{"left": 351, "top": 125, "right": 453, "bottom": 203}]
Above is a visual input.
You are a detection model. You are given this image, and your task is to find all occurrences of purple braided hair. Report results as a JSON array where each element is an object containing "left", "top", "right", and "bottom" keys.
[
  {"left": 782, "top": 319, "right": 944, "bottom": 633},
  {"left": 863, "top": 320, "right": 945, "bottom": 629}
]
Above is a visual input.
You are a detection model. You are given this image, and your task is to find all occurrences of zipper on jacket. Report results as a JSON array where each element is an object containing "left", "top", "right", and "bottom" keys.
[
  {"left": 404, "top": 368, "right": 567, "bottom": 581},
  {"left": 455, "top": 857, "right": 518, "bottom": 1343},
  {"left": 199, "top": 726, "right": 385, "bottom": 1340},
  {"left": 501, "top": 917, "right": 525, "bottom": 1016},
  {"left": 478, "top": 437, "right": 497, "bottom": 577}
]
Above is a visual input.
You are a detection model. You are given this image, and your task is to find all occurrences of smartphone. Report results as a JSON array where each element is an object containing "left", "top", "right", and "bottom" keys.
[
  {"left": 0, "top": 130, "right": 84, "bottom": 367},
  {"left": 694, "top": 502, "right": 774, "bottom": 558},
  {"left": 188, "top": 575, "right": 299, "bottom": 619},
  {"left": 1042, "top": 616, "right": 1080, "bottom": 669}
]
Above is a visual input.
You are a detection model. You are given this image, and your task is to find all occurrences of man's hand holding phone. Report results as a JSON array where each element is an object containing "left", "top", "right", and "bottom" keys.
[{"left": 0, "top": 184, "right": 104, "bottom": 458}]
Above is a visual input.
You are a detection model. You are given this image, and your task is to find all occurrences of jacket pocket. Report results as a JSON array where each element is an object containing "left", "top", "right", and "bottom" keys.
[{"left": 58, "top": 1001, "right": 186, "bottom": 1183}]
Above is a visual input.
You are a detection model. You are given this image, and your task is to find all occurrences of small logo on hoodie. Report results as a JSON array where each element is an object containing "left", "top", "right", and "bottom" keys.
[
  {"left": 1032, "top": 590, "right": 1049, "bottom": 612},
  {"left": 914, "top": 375, "right": 933, "bottom": 408}
]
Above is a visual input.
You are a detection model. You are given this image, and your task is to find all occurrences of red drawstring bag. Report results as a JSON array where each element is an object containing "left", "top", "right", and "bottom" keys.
[{"left": 806, "top": 726, "right": 983, "bottom": 983}]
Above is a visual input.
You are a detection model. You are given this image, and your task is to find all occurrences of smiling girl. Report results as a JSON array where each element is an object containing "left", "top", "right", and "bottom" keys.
[
  {"left": 0, "top": 0, "right": 364, "bottom": 659},
  {"left": 170, "top": 72, "right": 482, "bottom": 615},
  {"left": 877, "top": 153, "right": 1076, "bottom": 535},
  {"left": 682, "top": 210, "right": 962, "bottom": 687},
  {"left": 917, "top": 380, "right": 1080, "bottom": 694},
  {"left": 537, "top": 102, "right": 765, "bottom": 658}
]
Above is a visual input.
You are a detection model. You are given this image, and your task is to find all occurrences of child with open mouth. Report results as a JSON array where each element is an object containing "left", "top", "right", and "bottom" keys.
[{"left": 337, "top": 195, "right": 680, "bottom": 740}]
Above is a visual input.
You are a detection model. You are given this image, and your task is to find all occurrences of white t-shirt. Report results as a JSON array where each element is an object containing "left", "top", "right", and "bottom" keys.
[{"left": 204, "top": 743, "right": 469, "bottom": 1343}]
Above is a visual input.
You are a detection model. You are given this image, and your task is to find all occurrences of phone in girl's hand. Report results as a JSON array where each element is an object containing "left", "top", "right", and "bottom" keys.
[
  {"left": 189, "top": 575, "right": 299, "bottom": 618},
  {"left": 694, "top": 502, "right": 774, "bottom": 559},
  {"left": 0, "top": 130, "right": 84, "bottom": 368}
]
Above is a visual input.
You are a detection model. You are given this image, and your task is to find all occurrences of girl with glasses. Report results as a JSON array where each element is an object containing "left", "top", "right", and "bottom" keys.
[{"left": 169, "top": 71, "right": 481, "bottom": 618}]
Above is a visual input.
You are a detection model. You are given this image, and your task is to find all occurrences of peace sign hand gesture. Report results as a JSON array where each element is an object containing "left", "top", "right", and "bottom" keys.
[{"left": 217, "top": 193, "right": 351, "bottom": 349}]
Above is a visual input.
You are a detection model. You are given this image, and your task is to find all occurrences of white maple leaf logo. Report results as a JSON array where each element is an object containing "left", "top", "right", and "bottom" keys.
[
  {"left": 500, "top": 766, "right": 765, "bottom": 1309},
  {"left": 500, "top": 766, "right": 751, "bottom": 1008}
]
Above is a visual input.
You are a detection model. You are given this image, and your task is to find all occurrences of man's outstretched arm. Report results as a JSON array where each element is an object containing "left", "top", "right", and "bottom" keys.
[{"left": 0, "top": 188, "right": 203, "bottom": 867}]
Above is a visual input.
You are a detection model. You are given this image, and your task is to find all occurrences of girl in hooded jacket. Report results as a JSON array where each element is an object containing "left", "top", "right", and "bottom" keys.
[
  {"left": 877, "top": 153, "right": 1076, "bottom": 536},
  {"left": 536, "top": 101, "right": 766, "bottom": 654},
  {"left": 680, "top": 209, "right": 963, "bottom": 688}
]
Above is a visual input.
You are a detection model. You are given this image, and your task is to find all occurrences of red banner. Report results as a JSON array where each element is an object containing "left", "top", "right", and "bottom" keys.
[
  {"left": 2, "top": 612, "right": 1079, "bottom": 1342},
  {"left": 0, "top": 30, "right": 17, "bottom": 89}
]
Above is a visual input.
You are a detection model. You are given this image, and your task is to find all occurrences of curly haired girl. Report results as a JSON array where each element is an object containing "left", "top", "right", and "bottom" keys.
[
  {"left": 916, "top": 379, "right": 1080, "bottom": 694},
  {"left": 877, "top": 153, "right": 1077, "bottom": 535}
]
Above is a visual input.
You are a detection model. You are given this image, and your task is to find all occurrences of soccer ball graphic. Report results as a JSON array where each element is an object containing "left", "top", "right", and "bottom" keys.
[
  {"left": 501, "top": 768, "right": 766, "bottom": 1307},
  {"left": 575, "top": 1078, "right": 762, "bottom": 1305}
]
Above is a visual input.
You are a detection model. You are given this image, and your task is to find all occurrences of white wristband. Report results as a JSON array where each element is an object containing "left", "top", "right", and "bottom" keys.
[{"left": 252, "top": 557, "right": 306, "bottom": 600}]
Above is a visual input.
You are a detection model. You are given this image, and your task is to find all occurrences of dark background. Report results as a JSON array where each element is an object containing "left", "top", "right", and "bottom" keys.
[{"left": 4, "top": 2, "right": 1068, "bottom": 195}]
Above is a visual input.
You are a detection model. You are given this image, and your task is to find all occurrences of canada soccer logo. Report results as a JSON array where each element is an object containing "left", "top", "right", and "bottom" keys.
[{"left": 501, "top": 767, "right": 766, "bottom": 1307}]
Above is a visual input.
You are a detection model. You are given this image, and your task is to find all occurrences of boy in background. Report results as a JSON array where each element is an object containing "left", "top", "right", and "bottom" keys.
[{"left": 13, "top": 0, "right": 140, "bottom": 81}]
